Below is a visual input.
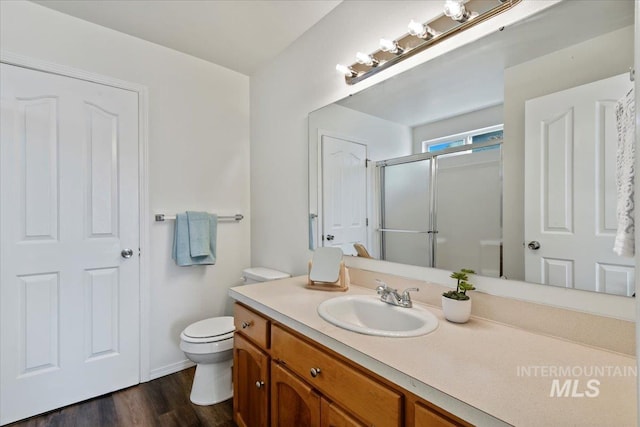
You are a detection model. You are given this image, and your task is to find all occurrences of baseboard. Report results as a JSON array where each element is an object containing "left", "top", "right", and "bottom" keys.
[{"left": 149, "top": 359, "right": 195, "bottom": 381}]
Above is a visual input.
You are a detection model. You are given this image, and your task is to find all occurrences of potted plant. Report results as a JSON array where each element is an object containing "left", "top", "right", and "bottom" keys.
[{"left": 441, "top": 268, "right": 476, "bottom": 323}]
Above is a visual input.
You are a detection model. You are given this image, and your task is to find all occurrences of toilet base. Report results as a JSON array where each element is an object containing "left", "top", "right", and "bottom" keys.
[{"left": 189, "top": 359, "right": 233, "bottom": 406}]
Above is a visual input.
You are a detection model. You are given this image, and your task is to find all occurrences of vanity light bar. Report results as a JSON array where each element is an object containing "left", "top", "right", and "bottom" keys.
[{"left": 339, "top": 0, "right": 521, "bottom": 85}]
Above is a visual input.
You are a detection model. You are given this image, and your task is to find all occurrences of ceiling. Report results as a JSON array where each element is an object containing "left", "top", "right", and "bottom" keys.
[{"left": 31, "top": 0, "right": 342, "bottom": 76}]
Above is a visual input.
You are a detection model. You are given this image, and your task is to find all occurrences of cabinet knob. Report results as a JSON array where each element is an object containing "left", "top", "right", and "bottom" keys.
[
  {"left": 255, "top": 380, "right": 265, "bottom": 389},
  {"left": 241, "top": 320, "right": 253, "bottom": 329},
  {"left": 310, "top": 367, "right": 321, "bottom": 378}
]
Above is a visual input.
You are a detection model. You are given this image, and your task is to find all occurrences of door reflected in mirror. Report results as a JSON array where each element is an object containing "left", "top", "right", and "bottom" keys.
[{"left": 308, "top": 0, "right": 635, "bottom": 297}]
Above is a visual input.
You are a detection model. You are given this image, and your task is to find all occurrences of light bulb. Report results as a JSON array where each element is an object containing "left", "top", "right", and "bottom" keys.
[
  {"left": 444, "top": 0, "right": 471, "bottom": 22},
  {"left": 335, "top": 64, "right": 355, "bottom": 77},
  {"left": 408, "top": 20, "right": 437, "bottom": 39},
  {"left": 355, "top": 52, "right": 378, "bottom": 67},
  {"left": 379, "top": 38, "right": 403, "bottom": 54},
  {"left": 408, "top": 20, "right": 426, "bottom": 38}
]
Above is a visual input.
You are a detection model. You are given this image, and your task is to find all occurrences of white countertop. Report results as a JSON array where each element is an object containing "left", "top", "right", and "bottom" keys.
[{"left": 229, "top": 276, "right": 637, "bottom": 426}]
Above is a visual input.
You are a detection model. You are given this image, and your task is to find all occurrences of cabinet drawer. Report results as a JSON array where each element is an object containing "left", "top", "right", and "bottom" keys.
[
  {"left": 272, "top": 325, "right": 402, "bottom": 427},
  {"left": 234, "top": 303, "right": 270, "bottom": 349}
]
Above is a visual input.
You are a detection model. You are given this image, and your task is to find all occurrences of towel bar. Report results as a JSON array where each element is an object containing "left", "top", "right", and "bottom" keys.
[{"left": 155, "top": 213, "right": 243, "bottom": 222}]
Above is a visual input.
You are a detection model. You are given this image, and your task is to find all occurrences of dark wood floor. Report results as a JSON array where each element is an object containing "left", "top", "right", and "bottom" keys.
[{"left": 7, "top": 368, "right": 236, "bottom": 427}]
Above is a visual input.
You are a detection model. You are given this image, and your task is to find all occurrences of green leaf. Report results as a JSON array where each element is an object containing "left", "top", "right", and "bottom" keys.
[
  {"left": 450, "top": 272, "right": 467, "bottom": 280},
  {"left": 459, "top": 283, "right": 476, "bottom": 291}
]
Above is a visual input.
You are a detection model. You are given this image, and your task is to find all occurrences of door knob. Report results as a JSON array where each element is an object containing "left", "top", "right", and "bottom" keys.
[
  {"left": 121, "top": 248, "right": 134, "bottom": 258},
  {"left": 527, "top": 241, "right": 541, "bottom": 250},
  {"left": 326, "top": 235, "right": 334, "bottom": 241}
]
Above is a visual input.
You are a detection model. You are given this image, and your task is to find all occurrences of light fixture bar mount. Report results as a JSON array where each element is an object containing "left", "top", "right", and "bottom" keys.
[{"left": 341, "top": 0, "right": 521, "bottom": 85}]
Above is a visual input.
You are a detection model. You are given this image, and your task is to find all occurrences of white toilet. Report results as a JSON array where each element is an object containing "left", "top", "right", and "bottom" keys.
[{"left": 180, "top": 267, "right": 290, "bottom": 405}]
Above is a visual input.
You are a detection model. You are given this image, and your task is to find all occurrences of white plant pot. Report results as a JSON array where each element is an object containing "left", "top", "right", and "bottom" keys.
[{"left": 441, "top": 296, "right": 472, "bottom": 323}]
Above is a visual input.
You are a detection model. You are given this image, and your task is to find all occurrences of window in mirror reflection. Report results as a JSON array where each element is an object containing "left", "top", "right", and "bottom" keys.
[
  {"left": 426, "top": 139, "right": 464, "bottom": 153},
  {"left": 423, "top": 125, "right": 503, "bottom": 153}
]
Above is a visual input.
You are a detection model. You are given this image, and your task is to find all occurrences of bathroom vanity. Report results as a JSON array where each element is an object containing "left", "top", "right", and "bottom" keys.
[
  {"left": 229, "top": 274, "right": 636, "bottom": 426},
  {"left": 232, "top": 303, "right": 464, "bottom": 427}
]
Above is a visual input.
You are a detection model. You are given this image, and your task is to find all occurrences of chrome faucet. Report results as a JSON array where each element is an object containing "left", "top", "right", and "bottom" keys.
[{"left": 375, "top": 280, "right": 419, "bottom": 308}]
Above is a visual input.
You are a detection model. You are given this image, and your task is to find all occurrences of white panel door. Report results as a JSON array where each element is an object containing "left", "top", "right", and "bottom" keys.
[
  {"left": 524, "top": 73, "right": 634, "bottom": 294},
  {"left": 0, "top": 63, "right": 140, "bottom": 424},
  {"left": 321, "top": 136, "right": 367, "bottom": 255}
]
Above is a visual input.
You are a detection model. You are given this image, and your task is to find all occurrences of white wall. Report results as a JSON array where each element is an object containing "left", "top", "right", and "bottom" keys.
[{"left": 0, "top": 1, "right": 250, "bottom": 378}]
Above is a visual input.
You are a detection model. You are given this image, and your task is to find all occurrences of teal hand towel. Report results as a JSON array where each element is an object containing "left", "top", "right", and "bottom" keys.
[
  {"left": 187, "top": 211, "right": 210, "bottom": 257},
  {"left": 172, "top": 212, "right": 218, "bottom": 266},
  {"left": 207, "top": 213, "right": 218, "bottom": 264}
]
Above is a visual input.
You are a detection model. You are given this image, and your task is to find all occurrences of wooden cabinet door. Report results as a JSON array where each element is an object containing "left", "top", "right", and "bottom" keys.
[
  {"left": 413, "top": 401, "right": 461, "bottom": 427},
  {"left": 321, "top": 398, "right": 366, "bottom": 427},
  {"left": 271, "top": 362, "right": 321, "bottom": 427},
  {"left": 233, "top": 333, "right": 269, "bottom": 427}
]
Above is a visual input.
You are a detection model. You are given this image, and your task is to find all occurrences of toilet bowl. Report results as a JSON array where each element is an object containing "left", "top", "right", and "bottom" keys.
[
  {"left": 180, "top": 267, "right": 290, "bottom": 406},
  {"left": 180, "top": 316, "right": 235, "bottom": 405}
]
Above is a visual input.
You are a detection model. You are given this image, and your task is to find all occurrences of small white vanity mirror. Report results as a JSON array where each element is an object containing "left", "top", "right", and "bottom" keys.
[{"left": 309, "top": 247, "right": 343, "bottom": 283}]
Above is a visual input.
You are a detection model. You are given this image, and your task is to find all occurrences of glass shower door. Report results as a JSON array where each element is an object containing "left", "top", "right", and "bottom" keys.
[
  {"left": 380, "top": 160, "right": 432, "bottom": 267},
  {"left": 434, "top": 145, "right": 502, "bottom": 276}
]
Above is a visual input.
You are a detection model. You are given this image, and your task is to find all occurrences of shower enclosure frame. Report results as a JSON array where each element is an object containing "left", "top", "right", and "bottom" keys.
[{"left": 377, "top": 138, "right": 503, "bottom": 270}]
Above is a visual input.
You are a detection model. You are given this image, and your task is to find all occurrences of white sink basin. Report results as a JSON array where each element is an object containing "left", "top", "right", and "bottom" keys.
[{"left": 317, "top": 295, "right": 438, "bottom": 337}]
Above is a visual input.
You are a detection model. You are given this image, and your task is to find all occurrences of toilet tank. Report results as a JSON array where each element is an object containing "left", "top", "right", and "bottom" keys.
[{"left": 242, "top": 267, "right": 290, "bottom": 284}]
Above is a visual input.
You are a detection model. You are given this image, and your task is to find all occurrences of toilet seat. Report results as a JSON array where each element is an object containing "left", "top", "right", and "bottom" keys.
[{"left": 181, "top": 316, "right": 235, "bottom": 344}]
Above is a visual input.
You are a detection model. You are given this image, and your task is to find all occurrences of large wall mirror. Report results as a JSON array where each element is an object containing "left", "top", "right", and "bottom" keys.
[{"left": 309, "top": 0, "right": 635, "bottom": 297}]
